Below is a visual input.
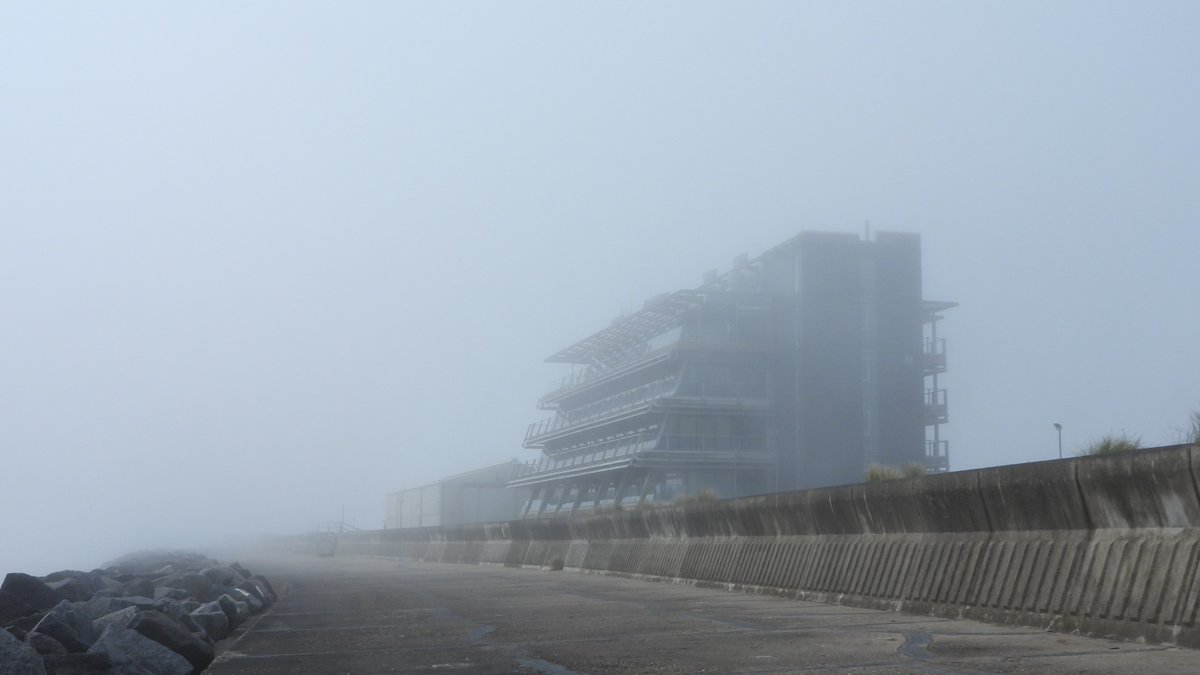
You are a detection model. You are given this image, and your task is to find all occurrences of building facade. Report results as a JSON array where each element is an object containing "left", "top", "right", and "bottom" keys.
[
  {"left": 384, "top": 460, "right": 532, "bottom": 529},
  {"left": 510, "top": 231, "right": 954, "bottom": 518}
]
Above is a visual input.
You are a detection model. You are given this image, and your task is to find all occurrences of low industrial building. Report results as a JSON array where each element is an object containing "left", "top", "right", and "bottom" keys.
[{"left": 383, "top": 461, "right": 531, "bottom": 529}]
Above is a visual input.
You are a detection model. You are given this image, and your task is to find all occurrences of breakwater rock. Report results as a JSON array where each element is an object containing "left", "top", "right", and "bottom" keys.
[{"left": 1, "top": 551, "right": 277, "bottom": 674}]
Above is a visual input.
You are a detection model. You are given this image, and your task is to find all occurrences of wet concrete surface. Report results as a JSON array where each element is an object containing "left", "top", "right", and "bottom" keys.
[{"left": 206, "top": 553, "right": 1198, "bottom": 674}]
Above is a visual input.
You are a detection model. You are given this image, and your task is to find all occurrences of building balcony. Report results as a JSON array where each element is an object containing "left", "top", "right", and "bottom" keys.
[
  {"left": 925, "top": 439, "right": 949, "bottom": 471},
  {"left": 512, "top": 431, "right": 774, "bottom": 488},
  {"left": 539, "top": 339, "right": 771, "bottom": 408},
  {"left": 538, "top": 342, "right": 677, "bottom": 407},
  {"left": 525, "top": 379, "right": 676, "bottom": 446},
  {"left": 923, "top": 388, "right": 948, "bottom": 425},
  {"left": 511, "top": 433, "right": 658, "bottom": 486},
  {"left": 923, "top": 337, "right": 947, "bottom": 374},
  {"left": 634, "top": 449, "right": 775, "bottom": 470}
]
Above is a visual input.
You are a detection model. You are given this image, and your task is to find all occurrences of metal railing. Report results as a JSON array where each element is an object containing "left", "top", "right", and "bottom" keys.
[
  {"left": 925, "top": 439, "right": 950, "bottom": 470},
  {"left": 515, "top": 433, "right": 657, "bottom": 479},
  {"left": 923, "top": 337, "right": 947, "bottom": 374},
  {"left": 541, "top": 341, "right": 679, "bottom": 401},
  {"left": 923, "top": 388, "right": 948, "bottom": 425},
  {"left": 525, "top": 378, "right": 677, "bottom": 443},
  {"left": 316, "top": 520, "right": 362, "bottom": 533},
  {"left": 539, "top": 330, "right": 770, "bottom": 403}
]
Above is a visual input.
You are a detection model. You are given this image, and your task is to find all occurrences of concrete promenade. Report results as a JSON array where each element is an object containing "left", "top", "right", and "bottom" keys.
[{"left": 206, "top": 553, "right": 1197, "bottom": 674}]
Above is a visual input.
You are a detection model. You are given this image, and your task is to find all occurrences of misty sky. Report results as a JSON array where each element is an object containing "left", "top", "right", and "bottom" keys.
[{"left": 3, "top": 2, "right": 1198, "bottom": 575}]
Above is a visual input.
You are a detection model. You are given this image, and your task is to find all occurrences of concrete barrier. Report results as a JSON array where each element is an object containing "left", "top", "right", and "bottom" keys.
[
  {"left": 320, "top": 443, "right": 1200, "bottom": 646},
  {"left": 1076, "top": 444, "right": 1200, "bottom": 529}
]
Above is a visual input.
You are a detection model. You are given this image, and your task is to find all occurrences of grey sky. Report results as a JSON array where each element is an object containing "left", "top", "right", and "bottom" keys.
[{"left": 2, "top": 2, "right": 1197, "bottom": 575}]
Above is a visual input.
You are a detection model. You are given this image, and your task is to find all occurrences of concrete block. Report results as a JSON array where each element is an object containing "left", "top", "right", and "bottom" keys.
[
  {"left": 1077, "top": 444, "right": 1200, "bottom": 529},
  {"left": 806, "top": 486, "right": 867, "bottom": 535},
  {"left": 978, "top": 459, "right": 1088, "bottom": 531}
]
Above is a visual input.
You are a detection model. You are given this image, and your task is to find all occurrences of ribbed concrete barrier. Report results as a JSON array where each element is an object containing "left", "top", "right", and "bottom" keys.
[{"left": 327, "top": 444, "right": 1200, "bottom": 646}]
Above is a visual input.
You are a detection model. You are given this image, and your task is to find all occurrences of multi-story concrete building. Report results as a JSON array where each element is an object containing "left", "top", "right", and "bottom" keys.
[{"left": 511, "top": 231, "right": 954, "bottom": 518}]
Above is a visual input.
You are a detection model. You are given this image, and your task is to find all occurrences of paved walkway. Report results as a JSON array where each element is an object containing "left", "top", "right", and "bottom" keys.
[{"left": 206, "top": 553, "right": 1197, "bottom": 674}]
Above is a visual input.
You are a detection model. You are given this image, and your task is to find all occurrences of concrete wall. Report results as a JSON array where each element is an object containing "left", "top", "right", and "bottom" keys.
[{"left": 329, "top": 444, "right": 1200, "bottom": 647}]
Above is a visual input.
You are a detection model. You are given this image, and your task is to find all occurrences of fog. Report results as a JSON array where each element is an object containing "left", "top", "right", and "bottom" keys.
[{"left": 2, "top": 2, "right": 1197, "bottom": 575}]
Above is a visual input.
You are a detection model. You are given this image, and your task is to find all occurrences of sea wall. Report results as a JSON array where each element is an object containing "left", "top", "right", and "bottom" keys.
[{"left": 331, "top": 444, "right": 1200, "bottom": 646}]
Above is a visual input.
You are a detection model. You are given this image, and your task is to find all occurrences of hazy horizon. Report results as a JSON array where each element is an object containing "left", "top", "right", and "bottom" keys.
[{"left": 3, "top": 1, "right": 1198, "bottom": 576}]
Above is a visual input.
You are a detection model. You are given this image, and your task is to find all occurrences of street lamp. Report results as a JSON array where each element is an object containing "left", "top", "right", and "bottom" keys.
[{"left": 1054, "top": 423, "right": 1063, "bottom": 459}]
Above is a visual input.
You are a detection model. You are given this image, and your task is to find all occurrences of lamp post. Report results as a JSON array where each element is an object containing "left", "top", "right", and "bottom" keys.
[{"left": 1054, "top": 423, "right": 1063, "bottom": 459}]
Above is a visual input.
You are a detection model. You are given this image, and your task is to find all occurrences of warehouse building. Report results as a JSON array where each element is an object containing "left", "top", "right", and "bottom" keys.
[{"left": 384, "top": 460, "right": 531, "bottom": 529}]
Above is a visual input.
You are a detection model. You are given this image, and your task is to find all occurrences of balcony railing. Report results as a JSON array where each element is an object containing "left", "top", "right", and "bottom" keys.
[
  {"left": 634, "top": 449, "right": 775, "bottom": 469},
  {"left": 514, "top": 433, "right": 657, "bottom": 480},
  {"left": 525, "top": 378, "right": 677, "bottom": 444},
  {"left": 923, "top": 388, "right": 948, "bottom": 425},
  {"left": 925, "top": 439, "right": 949, "bottom": 470},
  {"left": 923, "top": 338, "right": 947, "bottom": 374},
  {"left": 539, "top": 329, "right": 769, "bottom": 404},
  {"left": 540, "top": 341, "right": 678, "bottom": 403}
]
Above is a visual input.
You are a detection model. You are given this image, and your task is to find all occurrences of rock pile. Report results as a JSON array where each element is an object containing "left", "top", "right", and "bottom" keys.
[{"left": 1, "top": 551, "right": 277, "bottom": 674}]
